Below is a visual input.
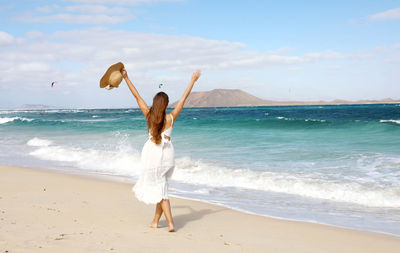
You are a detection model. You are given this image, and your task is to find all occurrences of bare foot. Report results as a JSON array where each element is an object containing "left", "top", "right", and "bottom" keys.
[
  {"left": 168, "top": 223, "right": 175, "bottom": 232},
  {"left": 149, "top": 222, "right": 158, "bottom": 228}
]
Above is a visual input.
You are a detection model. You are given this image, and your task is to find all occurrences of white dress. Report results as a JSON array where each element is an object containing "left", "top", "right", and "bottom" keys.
[{"left": 132, "top": 114, "right": 175, "bottom": 204}]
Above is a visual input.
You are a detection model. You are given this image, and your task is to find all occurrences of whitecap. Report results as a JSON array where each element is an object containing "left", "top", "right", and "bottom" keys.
[
  {"left": 380, "top": 119, "right": 400, "bottom": 125},
  {"left": 0, "top": 117, "right": 33, "bottom": 124},
  {"left": 305, "top": 119, "right": 326, "bottom": 122}
]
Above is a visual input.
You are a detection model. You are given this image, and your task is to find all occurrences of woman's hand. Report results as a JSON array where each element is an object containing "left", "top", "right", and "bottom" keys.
[
  {"left": 122, "top": 67, "right": 150, "bottom": 116},
  {"left": 170, "top": 69, "right": 201, "bottom": 120},
  {"left": 120, "top": 68, "right": 128, "bottom": 79},
  {"left": 191, "top": 69, "right": 201, "bottom": 83}
]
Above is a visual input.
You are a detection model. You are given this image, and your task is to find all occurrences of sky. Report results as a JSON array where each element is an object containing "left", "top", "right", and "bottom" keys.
[{"left": 0, "top": 0, "right": 399, "bottom": 109}]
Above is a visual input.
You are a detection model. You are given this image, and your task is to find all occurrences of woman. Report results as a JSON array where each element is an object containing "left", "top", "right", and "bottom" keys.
[{"left": 121, "top": 68, "right": 201, "bottom": 232}]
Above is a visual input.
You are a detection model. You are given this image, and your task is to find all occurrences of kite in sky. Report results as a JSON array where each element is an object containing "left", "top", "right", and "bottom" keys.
[{"left": 51, "top": 81, "right": 57, "bottom": 88}]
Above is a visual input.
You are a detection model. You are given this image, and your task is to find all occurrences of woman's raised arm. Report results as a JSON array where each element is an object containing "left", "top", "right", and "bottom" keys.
[
  {"left": 121, "top": 68, "right": 150, "bottom": 116},
  {"left": 170, "top": 70, "right": 201, "bottom": 120}
]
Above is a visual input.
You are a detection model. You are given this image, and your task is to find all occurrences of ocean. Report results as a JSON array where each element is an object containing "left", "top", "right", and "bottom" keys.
[{"left": 1, "top": 104, "right": 399, "bottom": 235}]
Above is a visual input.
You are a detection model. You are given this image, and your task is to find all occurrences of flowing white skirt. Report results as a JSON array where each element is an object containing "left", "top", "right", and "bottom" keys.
[{"left": 132, "top": 139, "right": 175, "bottom": 204}]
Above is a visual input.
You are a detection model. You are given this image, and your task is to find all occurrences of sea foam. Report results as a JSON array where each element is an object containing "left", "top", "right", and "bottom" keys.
[
  {"left": 27, "top": 137, "right": 53, "bottom": 147},
  {"left": 173, "top": 157, "right": 400, "bottom": 208},
  {"left": 29, "top": 143, "right": 142, "bottom": 177},
  {"left": 27, "top": 140, "right": 400, "bottom": 208}
]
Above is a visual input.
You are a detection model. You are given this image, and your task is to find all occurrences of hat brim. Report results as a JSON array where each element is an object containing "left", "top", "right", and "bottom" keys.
[{"left": 100, "top": 62, "right": 125, "bottom": 88}]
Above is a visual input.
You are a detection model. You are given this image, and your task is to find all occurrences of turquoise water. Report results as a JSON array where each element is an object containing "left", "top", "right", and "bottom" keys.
[{"left": 1, "top": 104, "right": 399, "bottom": 235}]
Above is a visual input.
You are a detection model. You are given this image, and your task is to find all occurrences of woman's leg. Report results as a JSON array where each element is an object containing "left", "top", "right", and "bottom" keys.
[
  {"left": 150, "top": 202, "right": 163, "bottom": 228},
  {"left": 160, "top": 199, "right": 175, "bottom": 232}
]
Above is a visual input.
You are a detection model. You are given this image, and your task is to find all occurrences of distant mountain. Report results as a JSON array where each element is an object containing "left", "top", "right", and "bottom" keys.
[
  {"left": 169, "top": 89, "right": 400, "bottom": 108},
  {"left": 16, "top": 104, "right": 58, "bottom": 110},
  {"left": 170, "top": 89, "right": 269, "bottom": 107}
]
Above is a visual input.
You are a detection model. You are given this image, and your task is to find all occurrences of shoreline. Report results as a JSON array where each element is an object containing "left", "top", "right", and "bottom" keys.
[
  {"left": 1, "top": 165, "right": 399, "bottom": 253},
  {"left": 170, "top": 194, "right": 400, "bottom": 238},
  {"left": 3, "top": 164, "right": 400, "bottom": 238},
  {"left": 55, "top": 167, "right": 400, "bottom": 238}
]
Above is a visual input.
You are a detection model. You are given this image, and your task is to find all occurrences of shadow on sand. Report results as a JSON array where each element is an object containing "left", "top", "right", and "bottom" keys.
[{"left": 160, "top": 205, "right": 226, "bottom": 231}]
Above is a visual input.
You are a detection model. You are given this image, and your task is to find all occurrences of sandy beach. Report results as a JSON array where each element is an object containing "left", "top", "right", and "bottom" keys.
[{"left": 0, "top": 165, "right": 399, "bottom": 253}]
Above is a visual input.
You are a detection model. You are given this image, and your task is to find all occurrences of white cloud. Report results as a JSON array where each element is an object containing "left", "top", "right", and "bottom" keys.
[
  {"left": 0, "top": 27, "right": 398, "bottom": 107},
  {"left": 35, "top": 5, "right": 60, "bottom": 13},
  {"left": 4, "top": 27, "right": 395, "bottom": 107},
  {"left": 384, "top": 52, "right": 400, "bottom": 63},
  {"left": 26, "top": 31, "right": 45, "bottom": 40},
  {"left": 18, "top": 3, "right": 133, "bottom": 25},
  {"left": 25, "top": 13, "right": 132, "bottom": 24},
  {"left": 64, "top": 4, "right": 129, "bottom": 14},
  {"left": 0, "top": 31, "right": 14, "bottom": 46},
  {"left": 304, "top": 50, "right": 344, "bottom": 61},
  {"left": 16, "top": 0, "right": 178, "bottom": 26},
  {"left": 0, "top": 28, "right": 348, "bottom": 92},
  {"left": 350, "top": 51, "right": 373, "bottom": 60},
  {"left": 67, "top": 0, "right": 181, "bottom": 4},
  {"left": 16, "top": 62, "right": 51, "bottom": 72},
  {"left": 35, "top": 4, "right": 129, "bottom": 14},
  {"left": 368, "top": 8, "right": 400, "bottom": 21}
]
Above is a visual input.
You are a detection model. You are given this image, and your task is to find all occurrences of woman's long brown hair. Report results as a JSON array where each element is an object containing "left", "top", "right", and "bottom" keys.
[{"left": 146, "top": 92, "right": 169, "bottom": 144}]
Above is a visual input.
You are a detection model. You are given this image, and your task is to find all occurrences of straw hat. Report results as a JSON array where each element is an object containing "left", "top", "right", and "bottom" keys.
[{"left": 100, "top": 62, "right": 125, "bottom": 89}]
